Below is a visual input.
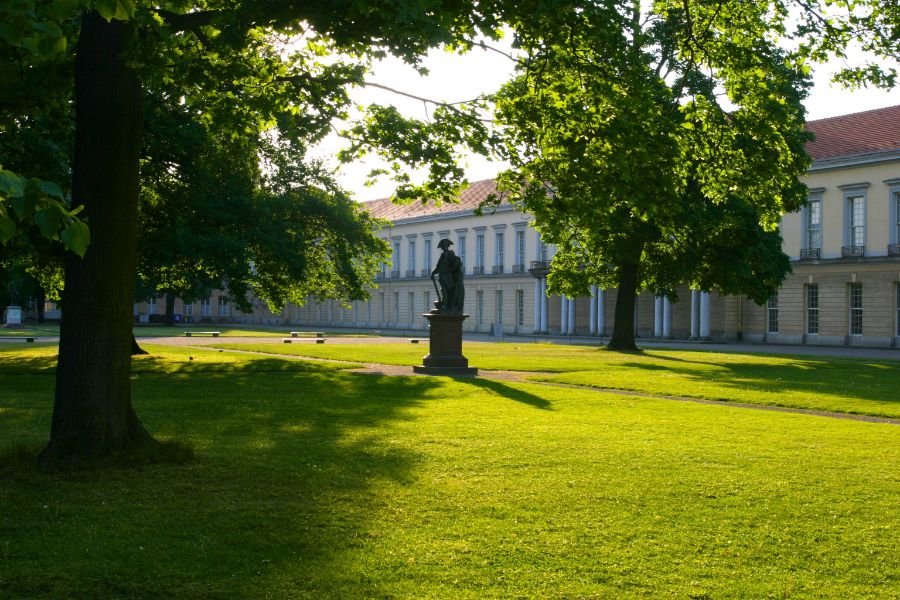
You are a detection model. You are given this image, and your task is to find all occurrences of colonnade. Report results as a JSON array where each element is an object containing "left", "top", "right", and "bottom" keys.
[{"left": 531, "top": 276, "right": 713, "bottom": 339}]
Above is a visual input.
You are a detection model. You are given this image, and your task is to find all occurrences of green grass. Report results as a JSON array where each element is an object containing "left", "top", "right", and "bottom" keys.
[
  {"left": 215, "top": 341, "right": 900, "bottom": 419},
  {"left": 1, "top": 345, "right": 898, "bottom": 598}
]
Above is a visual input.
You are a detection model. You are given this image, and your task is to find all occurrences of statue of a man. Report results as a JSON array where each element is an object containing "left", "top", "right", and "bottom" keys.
[{"left": 431, "top": 238, "right": 465, "bottom": 312}]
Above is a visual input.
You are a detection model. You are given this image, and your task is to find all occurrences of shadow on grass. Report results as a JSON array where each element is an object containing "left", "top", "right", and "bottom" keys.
[
  {"left": 613, "top": 355, "right": 900, "bottom": 407},
  {"left": 463, "top": 377, "right": 552, "bottom": 410},
  {"left": 0, "top": 363, "right": 441, "bottom": 598}
]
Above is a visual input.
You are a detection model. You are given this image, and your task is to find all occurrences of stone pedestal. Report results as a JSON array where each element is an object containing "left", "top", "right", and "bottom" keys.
[
  {"left": 3, "top": 305, "right": 24, "bottom": 329},
  {"left": 413, "top": 311, "right": 478, "bottom": 376}
]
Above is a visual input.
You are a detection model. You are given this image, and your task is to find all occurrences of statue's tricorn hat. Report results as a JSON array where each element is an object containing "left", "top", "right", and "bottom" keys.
[{"left": 437, "top": 238, "right": 453, "bottom": 250}]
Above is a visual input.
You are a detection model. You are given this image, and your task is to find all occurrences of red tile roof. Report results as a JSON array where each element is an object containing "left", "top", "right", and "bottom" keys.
[
  {"left": 363, "top": 178, "right": 506, "bottom": 220},
  {"left": 806, "top": 104, "right": 900, "bottom": 161},
  {"left": 363, "top": 105, "right": 900, "bottom": 219}
]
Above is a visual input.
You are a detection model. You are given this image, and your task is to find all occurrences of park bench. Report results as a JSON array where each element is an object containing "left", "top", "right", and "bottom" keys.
[
  {"left": 289, "top": 331, "right": 325, "bottom": 338},
  {"left": 183, "top": 331, "right": 220, "bottom": 337},
  {"left": 0, "top": 336, "right": 35, "bottom": 343},
  {"left": 408, "top": 338, "right": 428, "bottom": 344},
  {"left": 282, "top": 338, "right": 326, "bottom": 344}
]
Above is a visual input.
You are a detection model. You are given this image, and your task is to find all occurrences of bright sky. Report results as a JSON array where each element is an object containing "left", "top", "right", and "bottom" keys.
[{"left": 319, "top": 42, "right": 899, "bottom": 201}]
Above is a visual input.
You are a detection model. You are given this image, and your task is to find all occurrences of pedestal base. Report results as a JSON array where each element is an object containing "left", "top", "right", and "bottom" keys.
[
  {"left": 413, "top": 365, "right": 478, "bottom": 376},
  {"left": 3, "top": 305, "right": 24, "bottom": 329},
  {"left": 417, "top": 311, "right": 477, "bottom": 376}
]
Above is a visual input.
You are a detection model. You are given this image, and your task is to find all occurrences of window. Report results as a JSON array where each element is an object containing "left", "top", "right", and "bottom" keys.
[
  {"left": 184, "top": 302, "right": 193, "bottom": 317},
  {"left": 516, "top": 289, "right": 525, "bottom": 326},
  {"left": 496, "top": 290, "right": 504, "bottom": 323},
  {"left": 218, "top": 297, "right": 229, "bottom": 317},
  {"left": 495, "top": 231, "right": 505, "bottom": 272},
  {"left": 807, "top": 197, "right": 821, "bottom": 250},
  {"left": 149, "top": 297, "right": 157, "bottom": 314},
  {"left": 407, "top": 240, "right": 416, "bottom": 276},
  {"left": 423, "top": 241, "right": 432, "bottom": 273},
  {"left": 408, "top": 291, "right": 415, "bottom": 323},
  {"left": 475, "top": 234, "right": 485, "bottom": 273},
  {"left": 767, "top": 293, "right": 778, "bottom": 334},
  {"left": 516, "top": 230, "right": 526, "bottom": 270},
  {"left": 896, "top": 284, "right": 900, "bottom": 336},
  {"left": 379, "top": 292, "right": 385, "bottom": 322},
  {"left": 848, "top": 194, "right": 865, "bottom": 247},
  {"left": 537, "top": 233, "right": 547, "bottom": 262},
  {"left": 457, "top": 235, "right": 466, "bottom": 269},
  {"left": 892, "top": 190, "right": 900, "bottom": 255},
  {"left": 806, "top": 284, "right": 819, "bottom": 335},
  {"left": 393, "top": 292, "right": 400, "bottom": 323},
  {"left": 476, "top": 290, "right": 484, "bottom": 324},
  {"left": 201, "top": 298, "right": 211, "bottom": 317},
  {"left": 424, "top": 291, "right": 431, "bottom": 313},
  {"left": 849, "top": 283, "right": 863, "bottom": 335},
  {"left": 390, "top": 241, "right": 401, "bottom": 278}
]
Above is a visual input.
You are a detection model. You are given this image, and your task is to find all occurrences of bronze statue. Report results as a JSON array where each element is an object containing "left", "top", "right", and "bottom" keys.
[{"left": 431, "top": 238, "right": 465, "bottom": 312}]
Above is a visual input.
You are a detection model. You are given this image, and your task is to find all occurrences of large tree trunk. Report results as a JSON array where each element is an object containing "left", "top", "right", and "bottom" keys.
[
  {"left": 163, "top": 293, "right": 176, "bottom": 326},
  {"left": 607, "top": 261, "right": 640, "bottom": 351},
  {"left": 40, "top": 12, "right": 156, "bottom": 463}
]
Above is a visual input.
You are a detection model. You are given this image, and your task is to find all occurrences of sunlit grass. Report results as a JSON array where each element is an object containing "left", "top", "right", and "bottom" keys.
[
  {"left": 1, "top": 346, "right": 898, "bottom": 598},
  {"left": 216, "top": 341, "right": 900, "bottom": 418}
]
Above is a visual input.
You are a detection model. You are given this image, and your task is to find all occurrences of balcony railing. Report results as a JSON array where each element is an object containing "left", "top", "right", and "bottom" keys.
[
  {"left": 472, "top": 265, "right": 485, "bottom": 275},
  {"left": 512, "top": 263, "right": 526, "bottom": 273},
  {"left": 888, "top": 244, "right": 900, "bottom": 257},
  {"left": 405, "top": 269, "right": 416, "bottom": 278},
  {"left": 841, "top": 245, "right": 865, "bottom": 258},
  {"left": 799, "top": 248, "right": 820, "bottom": 260},
  {"left": 529, "top": 260, "right": 551, "bottom": 276},
  {"left": 420, "top": 269, "right": 431, "bottom": 277},
  {"left": 375, "top": 272, "right": 386, "bottom": 280},
  {"left": 492, "top": 265, "right": 505, "bottom": 274},
  {"left": 390, "top": 270, "right": 400, "bottom": 279}
]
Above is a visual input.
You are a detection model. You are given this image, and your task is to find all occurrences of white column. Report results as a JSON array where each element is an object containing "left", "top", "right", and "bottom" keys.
[
  {"left": 663, "top": 298, "right": 672, "bottom": 338},
  {"left": 533, "top": 279, "right": 542, "bottom": 334},
  {"left": 690, "top": 289, "right": 700, "bottom": 339},
  {"left": 597, "top": 289, "right": 606, "bottom": 337},
  {"left": 540, "top": 278, "right": 549, "bottom": 333},
  {"left": 567, "top": 296, "right": 576, "bottom": 335},
  {"left": 654, "top": 296, "right": 663, "bottom": 337},
  {"left": 560, "top": 295, "right": 569, "bottom": 334},
  {"left": 589, "top": 286, "right": 598, "bottom": 335},
  {"left": 700, "top": 291, "right": 711, "bottom": 339}
]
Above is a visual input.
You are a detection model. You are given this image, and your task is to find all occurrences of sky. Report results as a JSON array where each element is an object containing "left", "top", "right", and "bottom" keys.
[{"left": 316, "top": 41, "right": 899, "bottom": 201}]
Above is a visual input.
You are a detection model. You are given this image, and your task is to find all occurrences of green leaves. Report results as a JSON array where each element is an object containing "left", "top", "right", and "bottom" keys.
[
  {"left": 0, "top": 167, "right": 90, "bottom": 257},
  {"left": 91, "top": 0, "right": 134, "bottom": 22}
]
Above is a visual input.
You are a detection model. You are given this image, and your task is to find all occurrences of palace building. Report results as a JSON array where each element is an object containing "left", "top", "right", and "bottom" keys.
[{"left": 130, "top": 104, "right": 900, "bottom": 348}]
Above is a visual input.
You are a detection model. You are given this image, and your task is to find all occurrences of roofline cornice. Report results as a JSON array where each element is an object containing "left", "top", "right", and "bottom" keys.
[
  {"left": 386, "top": 202, "right": 521, "bottom": 226},
  {"left": 808, "top": 149, "right": 900, "bottom": 173}
]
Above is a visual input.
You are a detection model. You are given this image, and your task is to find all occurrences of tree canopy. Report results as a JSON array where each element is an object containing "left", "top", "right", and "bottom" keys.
[{"left": 487, "top": 0, "right": 895, "bottom": 349}]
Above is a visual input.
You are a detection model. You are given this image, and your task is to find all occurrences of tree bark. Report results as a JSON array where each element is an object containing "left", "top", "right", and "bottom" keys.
[
  {"left": 607, "top": 261, "right": 640, "bottom": 351},
  {"left": 163, "top": 293, "right": 176, "bottom": 326},
  {"left": 40, "top": 12, "right": 156, "bottom": 462},
  {"left": 131, "top": 334, "right": 148, "bottom": 356}
]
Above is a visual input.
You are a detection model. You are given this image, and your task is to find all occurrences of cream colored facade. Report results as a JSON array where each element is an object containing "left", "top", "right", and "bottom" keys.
[{"left": 128, "top": 107, "right": 900, "bottom": 349}]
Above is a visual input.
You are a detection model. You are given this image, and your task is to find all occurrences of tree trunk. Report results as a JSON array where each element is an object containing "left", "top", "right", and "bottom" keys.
[
  {"left": 163, "top": 293, "right": 176, "bottom": 326},
  {"left": 131, "top": 334, "right": 148, "bottom": 356},
  {"left": 40, "top": 12, "right": 156, "bottom": 463},
  {"left": 607, "top": 261, "right": 640, "bottom": 351}
]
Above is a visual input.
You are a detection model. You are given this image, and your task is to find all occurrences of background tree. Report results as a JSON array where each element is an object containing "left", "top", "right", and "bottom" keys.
[{"left": 490, "top": 0, "right": 833, "bottom": 349}]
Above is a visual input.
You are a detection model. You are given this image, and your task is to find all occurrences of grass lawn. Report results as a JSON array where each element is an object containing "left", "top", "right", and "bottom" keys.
[
  {"left": 215, "top": 341, "right": 900, "bottom": 419},
  {"left": 1, "top": 344, "right": 898, "bottom": 598}
]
